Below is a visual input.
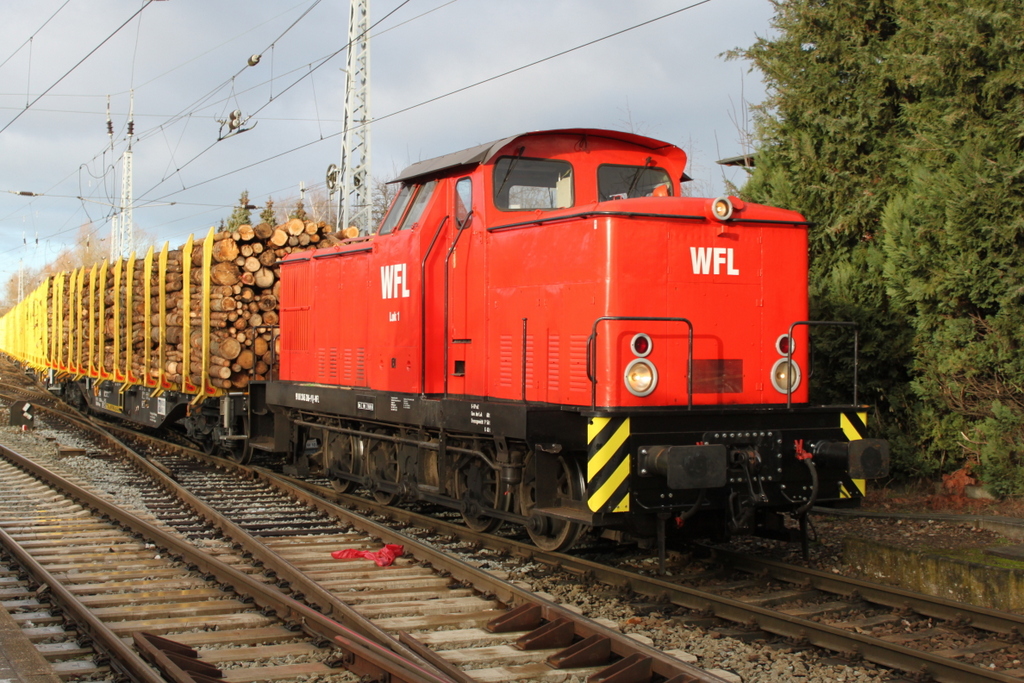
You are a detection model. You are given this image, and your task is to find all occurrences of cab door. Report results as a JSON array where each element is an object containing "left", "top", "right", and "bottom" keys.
[
  {"left": 445, "top": 177, "right": 475, "bottom": 397},
  {"left": 369, "top": 180, "right": 441, "bottom": 394}
]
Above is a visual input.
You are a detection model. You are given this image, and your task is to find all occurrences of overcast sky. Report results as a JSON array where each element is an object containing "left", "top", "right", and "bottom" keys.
[{"left": 0, "top": 0, "right": 775, "bottom": 286}]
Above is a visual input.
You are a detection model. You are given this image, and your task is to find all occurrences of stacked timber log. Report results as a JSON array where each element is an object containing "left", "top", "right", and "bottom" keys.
[{"left": 49, "top": 218, "right": 339, "bottom": 393}]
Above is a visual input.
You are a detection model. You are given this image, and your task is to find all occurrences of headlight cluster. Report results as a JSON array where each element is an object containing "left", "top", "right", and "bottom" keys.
[
  {"left": 770, "top": 334, "right": 801, "bottom": 394},
  {"left": 624, "top": 333, "right": 657, "bottom": 397}
]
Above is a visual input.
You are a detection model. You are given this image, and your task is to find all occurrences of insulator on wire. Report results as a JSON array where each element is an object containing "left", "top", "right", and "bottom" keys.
[
  {"left": 128, "top": 121, "right": 134, "bottom": 136},
  {"left": 107, "top": 120, "right": 114, "bottom": 135}
]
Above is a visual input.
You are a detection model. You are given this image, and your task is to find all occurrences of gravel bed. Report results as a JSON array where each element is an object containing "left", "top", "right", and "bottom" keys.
[{"left": 376, "top": 525, "right": 904, "bottom": 682}]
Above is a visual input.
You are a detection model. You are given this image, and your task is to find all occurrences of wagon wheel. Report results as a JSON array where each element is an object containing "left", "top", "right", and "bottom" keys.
[
  {"left": 325, "top": 430, "right": 360, "bottom": 493},
  {"left": 366, "top": 437, "right": 400, "bottom": 505},
  {"left": 452, "top": 457, "right": 511, "bottom": 533},
  {"left": 518, "top": 452, "right": 586, "bottom": 552}
]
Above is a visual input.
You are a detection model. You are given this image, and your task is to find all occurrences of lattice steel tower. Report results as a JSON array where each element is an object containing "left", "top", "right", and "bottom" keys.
[
  {"left": 110, "top": 92, "right": 135, "bottom": 259},
  {"left": 339, "top": 0, "right": 372, "bottom": 234}
]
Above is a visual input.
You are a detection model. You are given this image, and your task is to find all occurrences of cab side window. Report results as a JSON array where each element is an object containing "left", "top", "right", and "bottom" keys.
[
  {"left": 455, "top": 177, "right": 472, "bottom": 227},
  {"left": 400, "top": 180, "right": 437, "bottom": 230}
]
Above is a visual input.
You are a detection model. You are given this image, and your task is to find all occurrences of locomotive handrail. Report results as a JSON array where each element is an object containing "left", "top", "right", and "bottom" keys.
[
  {"left": 420, "top": 216, "right": 448, "bottom": 395},
  {"left": 311, "top": 245, "right": 373, "bottom": 258},
  {"left": 443, "top": 212, "right": 471, "bottom": 396},
  {"left": 488, "top": 210, "right": 705, "bottom": 233},
  {"left": 785, "top": 321, "right": 859, "bottom": 409},
  {"left": 488, "top": 210, "right": 812, "bottom": 234},
  {"left": 586, "top": 316, "right": 693, "bottom": 410}
]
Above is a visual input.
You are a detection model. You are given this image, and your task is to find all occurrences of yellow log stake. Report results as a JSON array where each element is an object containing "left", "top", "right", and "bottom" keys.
[
  {"left": 143, "top": 247, "right": 154, "bottom": 387},
  {"left": 182, "top": 235, "right": 193, "bottom": 393}
]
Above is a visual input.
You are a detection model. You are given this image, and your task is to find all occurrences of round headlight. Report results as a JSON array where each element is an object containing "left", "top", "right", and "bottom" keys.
[
  {"left": 775, "top": 334, "right": 795, "bottom": 356},
  {"left": 624, "top": 359, "right": 658, "bottom": 397},
  {"left": 630, "top": 333, "right": 652, "bottom": 357},
  {"left": 770, "top": 357, "right": 801, "bottom": 394},
  {"left": 711, "top": 196, "right": 733, "bottom": 221}
]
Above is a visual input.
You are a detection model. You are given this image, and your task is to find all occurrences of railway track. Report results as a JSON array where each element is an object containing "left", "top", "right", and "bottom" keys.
[
  {"left": 264, "top": 472, "right": 1024, "bottom": 683},
  {"left": 0, "top": 446, "right": 444, "bottom": 683},
  {"left": 0, "top": 390, "right": 724, "bottom": 683},
  {"left": 8, "top": 375, "right": 1024, "bottom": 681}
]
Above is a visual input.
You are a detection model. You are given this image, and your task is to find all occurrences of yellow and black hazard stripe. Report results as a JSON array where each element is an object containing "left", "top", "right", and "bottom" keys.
[
  {"left": 587, "top": 416, "right": 631, "bottom": 513},
  {"left": 840, "top": 409, "right": 869, "bottom": 496},
  {"left": 841, "top": 410, "right": 868, "bottom": 441}
]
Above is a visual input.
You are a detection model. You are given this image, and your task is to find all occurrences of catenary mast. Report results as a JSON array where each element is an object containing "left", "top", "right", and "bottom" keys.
[
  {"left": 110, "top": 92, "right": 135, "bottom": 259},
  {"left": 338, "top": 0, "right": 372, "bottom": 235}
]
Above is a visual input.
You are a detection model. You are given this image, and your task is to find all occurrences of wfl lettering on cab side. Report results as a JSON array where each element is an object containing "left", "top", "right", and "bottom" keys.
[
  {"left": 690, "top": 247, "right": 740, "bottom": 276},
  {"left": 381, "top": 263, "right": 411, "bottom": 299}
]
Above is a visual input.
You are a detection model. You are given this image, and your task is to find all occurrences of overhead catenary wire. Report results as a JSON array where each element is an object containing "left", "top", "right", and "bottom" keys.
[
  {"left": 0, "top": 1, "right": 157, "bottom": 137},
  {"left": 0, "top": 0, "right": 455, "bottom": 229},
  {"left": 136, "top": 0, "right": 414, "bottom": 201},
  {"left": 3, "top": 0, "right": 717, "bottom": 263},
  {"left": 0, "top": 0, "right": 343, "bottom": 264},
  {"left": 139, "top": 0, "right": 716, "bottom": 208},
  {"left": 0, "top": 0, "right": 74, "bottom": 73}
]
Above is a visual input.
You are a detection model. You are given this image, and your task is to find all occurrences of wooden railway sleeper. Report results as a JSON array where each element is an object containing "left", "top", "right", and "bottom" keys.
[
  {"left": 0, "top": 443, "right": 454, "bottom": 683},
  {"left": 38, "top": 403, "right": 444, "bottom": 676},
  {"left": 49, "top": 402, "right": 735, "bottom": 683},
  {"left": 0, "top": 524, "right": 165, "bottom": 683},
  {"left": 134, "top": 632, "right": 224, "bottom": 683}
]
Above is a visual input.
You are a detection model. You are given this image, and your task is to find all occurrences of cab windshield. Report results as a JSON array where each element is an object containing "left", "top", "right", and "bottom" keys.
[
  {"left": 598, "top": 164, "right": 673, "bottom": 201},
  {"left": 378, "top": 180, "right": 437, "bottom": 234},
  {"left": 493, "top": 157, "right": 573, "bottom": 211}
]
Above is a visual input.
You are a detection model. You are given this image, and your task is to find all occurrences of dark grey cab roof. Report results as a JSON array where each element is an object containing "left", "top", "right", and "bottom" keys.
[{"left": 391, "top": 128, "right": 679, "bottom": 183}]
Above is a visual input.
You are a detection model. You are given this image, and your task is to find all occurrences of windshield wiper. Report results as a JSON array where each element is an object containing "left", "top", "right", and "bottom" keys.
[
  {"left": 624, "top": 157, "right": 654, "bottom": 198},
  {"left": 494, "top": 146, "right": 525, "bottom": 199}
]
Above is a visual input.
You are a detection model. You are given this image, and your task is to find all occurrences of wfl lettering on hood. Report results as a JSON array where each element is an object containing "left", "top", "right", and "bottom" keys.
[
  {"left": 381, "top": 264, "right": 411, "bottom": 299},
  {"left": 690, "top": 247, "right": 739, "bottom": 276}
]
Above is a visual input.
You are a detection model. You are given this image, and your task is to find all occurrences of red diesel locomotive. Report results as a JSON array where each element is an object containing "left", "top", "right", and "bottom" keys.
[{"left": 247, "top": 128, "right": 888, "bottom": 551}]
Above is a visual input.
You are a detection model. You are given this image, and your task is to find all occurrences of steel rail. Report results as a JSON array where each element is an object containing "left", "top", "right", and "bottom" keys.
[
  {"left": 710, "top": 547, "right": 1024, "bottom": 635},
  {"left": 247, "top": 466, "right": 725, "bottom": 683},
  {"left": 26, "top": 400, "right": 727, "bottom": 683},
  {"left": 61, "top": 410, "right": 449, "bottom": 676},
  {"left": 0, "top": 522, "right": 166, "bottom": 683},
  {"left": 0, "top": 444, "right": 452, "bottom": 683},
  {"left": 274, "top": 474, "right": 1024, "bottom": 683}
]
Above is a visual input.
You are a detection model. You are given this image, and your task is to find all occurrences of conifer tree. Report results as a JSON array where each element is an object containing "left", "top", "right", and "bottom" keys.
[
  {"left": 880, "top": 0, "right": 1024, "bottom": 492},
  {"left": 260, "top": 199, "right": 276, "bottom": 226},
  {"left": 735, "top": 0, "right": 917, "bottom": 470},
  {"left": 227, "top": 191, "right": 252, "bottom": 231},
  {"left": 739, "top": 0, "right": 1024, "bottom": 489},
  {"left": 290, "top": 199, "right": 308, "bottom": 222}
]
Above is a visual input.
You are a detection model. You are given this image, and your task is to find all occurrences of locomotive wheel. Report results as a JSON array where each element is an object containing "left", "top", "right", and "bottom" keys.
[
  {"left": 325, "top": 431, "right": 359, "bottom": 493},
  {"left": 366, "top": 437, "right": 400, "bottom": 505},
  {"left": 222, "top": 442, "right": 252, "bottom": 465},
  {"left": 232, "top": 416, "right": 254, "bottom": 465},
  {"left": 453, "top": 458, "right": 510, "bottom": 533},
  {"left": 519, "top": 453, "right": 586, "bottom": 552}
]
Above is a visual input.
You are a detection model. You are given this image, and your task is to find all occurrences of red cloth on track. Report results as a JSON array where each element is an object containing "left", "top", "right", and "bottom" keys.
[{"left": 331, "top": 544, "right": 404, "bottom": 567}]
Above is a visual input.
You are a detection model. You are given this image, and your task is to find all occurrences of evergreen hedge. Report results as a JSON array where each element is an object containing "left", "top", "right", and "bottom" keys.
[{"left": 735, "top": 0, "right": 1024, "bottom": 492}]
